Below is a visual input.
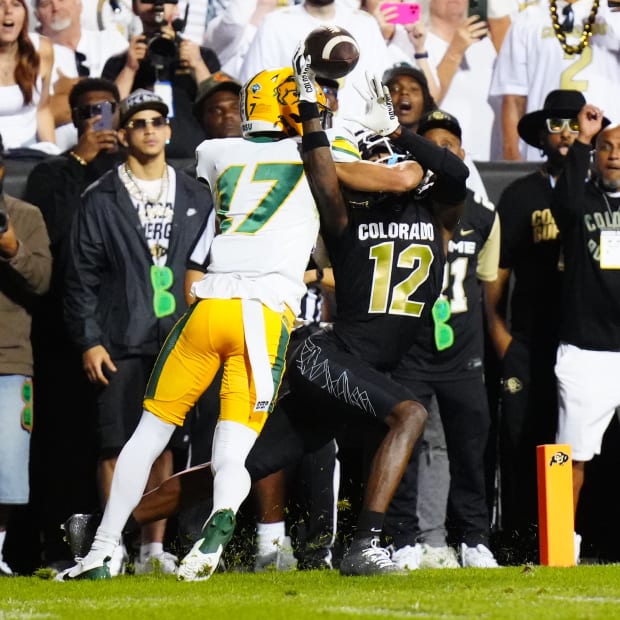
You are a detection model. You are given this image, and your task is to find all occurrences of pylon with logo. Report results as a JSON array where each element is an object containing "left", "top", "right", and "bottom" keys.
[{"left": 536, "top": 444, "right": 575, "bottom": 566}]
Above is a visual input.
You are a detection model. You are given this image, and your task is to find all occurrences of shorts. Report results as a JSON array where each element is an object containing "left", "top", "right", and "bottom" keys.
[
  {"left": 287, "top": 328, "right": 416, "bottom": 422},
  {"left": 555, "top": 343, "right": 620, "bottom": 461},
  {"left": 0, "top": 375, "right": 33, "bottom": 504},
  {"left": 96, "top": 355, "right": 188, "bottom": 456},
  {"left": 145, "top": 298, "right": 293, "bottom": 434}
]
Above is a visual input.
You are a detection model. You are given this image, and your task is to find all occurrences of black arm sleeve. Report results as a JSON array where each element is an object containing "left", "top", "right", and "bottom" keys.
[
  {"left": 391, "top": 126, "right": 470, "bottom": 184},
  {"left": 392, "top": 126, "right": 469, "bottom": 204},
  {"left": 550, "top": 140, "right": 591, "bottom": 232}
]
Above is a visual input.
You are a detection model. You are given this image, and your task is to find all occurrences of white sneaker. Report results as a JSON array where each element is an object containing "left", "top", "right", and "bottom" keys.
[
  {"left": 254, "top": 536, "right": 297, "bottom": 572},
  {"left": 460, "top": 543, "right": 499, "bottom": 568},
  {"left": 0, "top": 559, "right": 14, "bottom": 576},
  {"left": 574, "top": 532, "right": 582, "bottom": 565},
  {"left": 419, "top": 544, "right": 460, "bottom": 569},
  {"left": 134, "top": 551, "right": 178, "bottom": 575},
  {"left": 391, "top": 544, "right": 422, "bottom": 571},
  {"left": 108, "top": 544, "right": 128, "bottom": 576}
]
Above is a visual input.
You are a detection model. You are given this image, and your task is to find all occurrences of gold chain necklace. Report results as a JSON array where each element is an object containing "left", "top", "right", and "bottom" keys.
[{"left": 549, "top": 0, "right": 600, "bottom": 55}]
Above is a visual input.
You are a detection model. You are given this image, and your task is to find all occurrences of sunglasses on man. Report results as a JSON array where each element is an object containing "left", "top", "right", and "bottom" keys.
[
  {"left": 546, "top": 118, "right": 580, "bottom": 134},
  {"left": 125, "top": 117, "right": 169, "bottom": 130}
]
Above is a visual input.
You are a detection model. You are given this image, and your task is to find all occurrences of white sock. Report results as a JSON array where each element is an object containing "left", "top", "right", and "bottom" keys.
[
  {"left": 98, "top": 411, "right": 175, "bottom": 540},
  {"left": 256, "top": 521, "right": 286, "bottom": 551},
  {"left": 140, "top": 542, "right": 163, "bottom": 561},
  {"left": 207, "top": 420, "right": 258, "bottom": 523},
  {"left": 89, "top": 530, "right": 121, "bottom": 560},
  {"left": 0, "top": 530, "right": 6, "bottom": 559}
]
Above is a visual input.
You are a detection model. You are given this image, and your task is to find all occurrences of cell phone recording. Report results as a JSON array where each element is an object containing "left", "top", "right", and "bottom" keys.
[
  {"left": 92, "top": 101, "right": 115, "bottom": 131},
  {"left": 380, "top": 2, "right": 421, "bottom": 25}
]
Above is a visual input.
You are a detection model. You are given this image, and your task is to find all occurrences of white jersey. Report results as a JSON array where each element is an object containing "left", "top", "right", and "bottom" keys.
[
  {"left": 427, "top": 31, "right": 500, "bottom": 162},
  {"left": 192, "top": 130, "right": 359, "bottom": 314},
  {"left": 194, "top": 136, "right": 318, "bottom": 315},
  {"left": 490, "top": 0, "right": 620, "bottom": 160}
]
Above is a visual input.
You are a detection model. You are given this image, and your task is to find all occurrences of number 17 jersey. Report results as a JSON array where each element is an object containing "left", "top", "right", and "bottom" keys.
[{"left": 193, "top": 136, "right": 319, "bottom": 316}]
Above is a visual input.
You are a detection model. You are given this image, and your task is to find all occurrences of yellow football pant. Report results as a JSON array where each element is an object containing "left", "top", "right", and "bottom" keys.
[{"left": 144, "top": 298, "right": 293, "bottom": 434}]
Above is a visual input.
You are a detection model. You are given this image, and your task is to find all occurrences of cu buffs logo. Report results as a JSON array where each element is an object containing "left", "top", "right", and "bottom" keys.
[
  {"left": 549, "top": 451, "right": 570, "bottom": 467},
  {"left": 503, "top": 377, "right": 523, "bottom": 394}
]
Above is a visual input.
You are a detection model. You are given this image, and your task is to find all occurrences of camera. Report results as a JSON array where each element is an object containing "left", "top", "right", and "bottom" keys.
[
  {"left": 0, "top": 206, "right": 8, "bottom": 235},
  {"left": 141, "top": 0, "right": 188, "bottom": 69}
]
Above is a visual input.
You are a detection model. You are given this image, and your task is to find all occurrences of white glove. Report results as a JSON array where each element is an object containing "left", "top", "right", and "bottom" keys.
[
  {"left": 348, "top": 72, "right": 399, "bottom": 136},
  {"left": 292, "top": 42, "right": 318, "bottom": 104}
]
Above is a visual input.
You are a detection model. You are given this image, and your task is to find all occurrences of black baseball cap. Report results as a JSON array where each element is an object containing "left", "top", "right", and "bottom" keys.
[
  {"left": 417, "top": 109, "right": 462, "bottom": 141},
  {"left": 382, "top": 63, "right": 429, "bottom": 91},
  {"left": 119, "top": 89, "right": 168, "bottom": 126}
]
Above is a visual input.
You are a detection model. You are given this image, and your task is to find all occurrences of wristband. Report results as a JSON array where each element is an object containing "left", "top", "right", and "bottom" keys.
[
  {"left": 414, "top": 52, "right": 429, "bottom": 60},
  {"left": 69, "top": 151, "right": 87, "bottom": 166},
  {"left": 316, "top": 267, "right": 324, "bottom": 283},
  {"left": 298, "top": 101, "right": 320, "bottom": 121},
  {"left": 301, "top": 131, "right": 330, "bottom": 152}
]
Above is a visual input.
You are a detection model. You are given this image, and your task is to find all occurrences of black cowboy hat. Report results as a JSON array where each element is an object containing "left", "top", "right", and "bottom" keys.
[{"left": 518, "top": 89, "right": 609, "bottom": 147}]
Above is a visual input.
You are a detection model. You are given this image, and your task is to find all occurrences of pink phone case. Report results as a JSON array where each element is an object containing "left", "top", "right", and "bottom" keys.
[{"left": 380, "top": 2, "right": 421, "bottom": 25}]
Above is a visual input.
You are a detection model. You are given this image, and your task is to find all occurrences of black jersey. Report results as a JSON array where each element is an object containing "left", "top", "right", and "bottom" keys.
[
  {"left": 551, "top": 141, "right": 620, "bottom": 351},
  {"left": 323, "top": 194, "right": 445, "bottom": 371},
  {"left": 497, "top": 169, "right": 562, "bottom": 341},
  {"left": 400, "top": 190, "right": 498, "bottom": 379}
]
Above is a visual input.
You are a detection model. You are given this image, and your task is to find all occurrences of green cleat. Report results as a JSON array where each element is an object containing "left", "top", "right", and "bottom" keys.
[
  {"left": 55, "top": 555, "right": 111, "bottom": 581},
  {"left": 177, "top": 509, "right": 236, "bottom": 582}
]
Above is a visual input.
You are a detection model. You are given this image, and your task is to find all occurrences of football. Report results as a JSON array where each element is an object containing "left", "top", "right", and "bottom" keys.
[{"left": 303, "top": 26, "right": 360, "bottom": 80}]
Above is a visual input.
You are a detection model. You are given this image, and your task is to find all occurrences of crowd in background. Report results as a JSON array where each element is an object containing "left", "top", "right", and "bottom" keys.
[{"left": 1, "top": 0, "right": 620, "bottom": 577}]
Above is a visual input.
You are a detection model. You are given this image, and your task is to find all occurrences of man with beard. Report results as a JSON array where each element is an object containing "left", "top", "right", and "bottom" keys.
[{"left": 485, "top": 90, "right": 585, "bottom": 562}]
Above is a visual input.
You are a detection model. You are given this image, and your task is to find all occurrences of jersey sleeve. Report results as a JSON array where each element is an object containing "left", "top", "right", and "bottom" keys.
[
  {"left": 195, "top": 139, "right": 217, "bottom": 188},
  {"left": 187, "top": 209, "right": 216, "bottom": 271},
  {"left": 477, "top": 213, "right": 500, "bottom": 282},
  {"left": 328, "top": 127, "right": 361, "bottom": 163}
]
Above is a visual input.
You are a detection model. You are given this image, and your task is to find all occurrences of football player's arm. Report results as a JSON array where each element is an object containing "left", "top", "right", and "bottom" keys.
[
  {"left": 389, "top": 125, "right": 469, "bottom": 187},
  {"left": 484, "top": 267, "right": 512, "bottom": 359},
  {"left": 335, "top": 160, "right": 423, "bottom": 193},
  {"left": 300, "top": 109, "right": 348, "bottom": 236},
  {"left": 293, "top": 45, "right": 347, "bottom": 235}
]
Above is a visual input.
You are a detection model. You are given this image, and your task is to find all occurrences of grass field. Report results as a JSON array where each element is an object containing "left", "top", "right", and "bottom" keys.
[{"left": 3, "top": 565, "right": 620, "bottom": 619}]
